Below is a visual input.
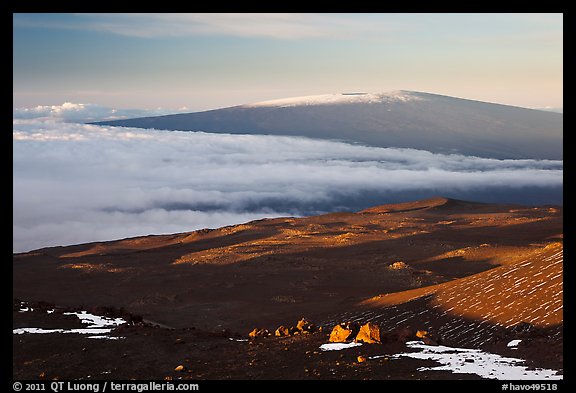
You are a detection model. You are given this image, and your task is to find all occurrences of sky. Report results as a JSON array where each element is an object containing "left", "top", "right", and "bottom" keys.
[{"left": 13, "top": 13, "right": 563, "bottom": 111}]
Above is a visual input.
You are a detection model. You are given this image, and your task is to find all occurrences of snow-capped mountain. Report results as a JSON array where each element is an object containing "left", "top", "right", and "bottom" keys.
[
  {"left": 95, "top": 91, "right": 562, "bottom": 159},
  {"left": 242, "top": 91, "right": 421, "bottom": 107}
]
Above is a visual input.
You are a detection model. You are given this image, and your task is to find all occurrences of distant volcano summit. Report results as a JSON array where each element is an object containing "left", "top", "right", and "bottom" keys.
[{"left": 95, "top": 91, "right": 562, "bottom": 160}]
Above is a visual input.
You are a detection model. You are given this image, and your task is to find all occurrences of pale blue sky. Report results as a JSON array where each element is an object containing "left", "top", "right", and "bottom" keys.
[{"left": 13, "top": 13, "right": 563, "bottom": 111}]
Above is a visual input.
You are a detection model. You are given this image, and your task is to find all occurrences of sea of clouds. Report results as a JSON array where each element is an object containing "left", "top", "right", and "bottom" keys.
[
  {"left": 12, "top": 102, "right": 182, "bottom": 123},
  {"left": 13, "top": 103, "right": 563, "bottom": 253}
]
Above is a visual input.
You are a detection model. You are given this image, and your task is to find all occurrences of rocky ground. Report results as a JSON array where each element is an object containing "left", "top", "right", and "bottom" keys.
[
  {"left": 13, "top": 198, "right": 563, "bottom": 380},
  {"left": 12, "top": 301, "right": 479, "bottom": 380},
  {"left": 13, "top": 300, "right": 562, "bottom": 380}
]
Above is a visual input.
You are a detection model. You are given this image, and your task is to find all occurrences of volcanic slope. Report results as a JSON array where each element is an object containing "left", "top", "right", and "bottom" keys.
[
  {"left": 94, "top": 91, "right": 563, "bottom": 159},
  {"left": 328, "top": 242, "right": 563, "bottom": 346},
  {"left": 13, "top": 197, "right": 562, "bottom": 338}
]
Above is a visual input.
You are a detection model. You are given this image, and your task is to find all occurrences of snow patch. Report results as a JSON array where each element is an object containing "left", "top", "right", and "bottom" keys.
[
  {"left": 13, "top": 327, "right": 115, "bottom": 335},
  {"left": 507, "top": 339, "right": 522, "bottom": 348},
  {"left": 13, "top": 310, "right": 126, "bottom": 339},
  {"left": 320, "top": 342, "right": 363, "bottom": 351},
  {"left": 243, "top": 91, "right": 423, "bottom": 108},
  {"left": 13, "top": 328, "right": 64, "bottom": 335},
  {"left": 64, "top": 311, "right": 125, "bottom": 328},
  {"left": 391, "top": 341, "right": 562, "bottom": 380}
]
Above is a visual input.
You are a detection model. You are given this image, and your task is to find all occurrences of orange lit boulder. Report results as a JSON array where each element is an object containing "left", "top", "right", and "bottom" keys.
[
  {"left": 355, "top": 322, "right": 382, "bottom": 344},
  {"left": 329, "top": 324, "right": 354, "bottom": 343},
  {"left": 296, "top": 318, "right": 316, "bottom": 333},
  {"left": 275, "top": 325, "right": 290, "bottom": 337},
  {"left": 248, "top": 328, "right": 270, "bottom": 338}
]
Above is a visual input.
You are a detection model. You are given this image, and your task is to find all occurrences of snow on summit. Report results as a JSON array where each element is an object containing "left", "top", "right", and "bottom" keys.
[{"left": 243, "top": 91, "right": 424, "bottom": 108}]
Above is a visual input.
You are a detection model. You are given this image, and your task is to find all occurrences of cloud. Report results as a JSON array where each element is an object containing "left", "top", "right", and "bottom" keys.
[
  {"left": 12, "top": 102, "right": 183, "bottom": 123},
  {"left": 14, "top": 13, "right": 391, "bottom": 40},
  {"left": 13, "top": 120, "right": 562, "bottom": 253}
]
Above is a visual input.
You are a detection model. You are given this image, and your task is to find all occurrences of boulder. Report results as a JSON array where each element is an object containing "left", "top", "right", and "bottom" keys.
[
  {"left": 389, "top": 261, "right": 409, "bottom": 270},
  {"left": 275, "top": 325, "right": 290, "bottom": 337},
  {"left": 296, "top": 318, "right": 316, "bottom": 333},
  {"left": 248, "top": 328, "right": 270, "bottom": 338},
  {"left": 414, "top": 329, "right": 441, "bottom": 345},
  {"left": 329, "top": 324, "right": 355, "bottom": 343},
  {"left": 355, "top": 322, "right": 382, "bottom": 344}
]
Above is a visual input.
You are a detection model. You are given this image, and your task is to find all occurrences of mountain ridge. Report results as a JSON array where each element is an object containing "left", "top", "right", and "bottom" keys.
[
  {"left": 93, "top": 90, "right": 562, "bottom": 160},
  {"left": 13, "top": 196, "right": 532, "bottom": 256}
]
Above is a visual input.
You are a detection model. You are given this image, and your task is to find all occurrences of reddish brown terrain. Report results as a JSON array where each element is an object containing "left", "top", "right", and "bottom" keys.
[{"left": 13, "top": 197, "right": 563, "bottom": 380}]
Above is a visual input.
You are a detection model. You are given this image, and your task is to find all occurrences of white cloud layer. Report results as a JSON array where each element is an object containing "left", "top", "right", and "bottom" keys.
[
  {"left": 13, "top": 119, "right": 562, "bottom": 253},
  {"left": 13, "top": 102, "right": 182, "bottom": 123}
]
